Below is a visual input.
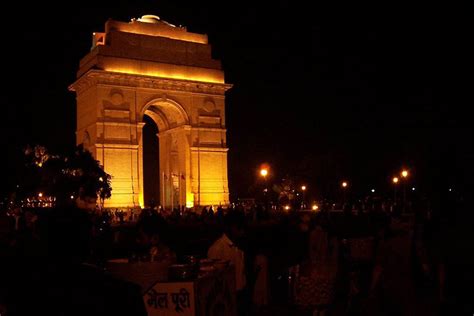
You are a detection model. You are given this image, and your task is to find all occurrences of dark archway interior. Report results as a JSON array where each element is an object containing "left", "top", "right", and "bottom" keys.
[{"left": 143, "top": 114, "right": 160, "bottom": 207}]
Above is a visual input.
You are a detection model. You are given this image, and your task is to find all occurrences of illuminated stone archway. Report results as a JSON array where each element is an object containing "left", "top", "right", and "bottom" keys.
[
  {"left": 141, "top": 97, "right": 191, "bottom": 210},
  {"left": 69, "top": 16, "right": 231, "bottom": 209}
]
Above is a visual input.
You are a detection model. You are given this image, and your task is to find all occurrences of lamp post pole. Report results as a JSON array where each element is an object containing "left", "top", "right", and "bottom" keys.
[
  {"left": 392, "top": 177, "right": 399, "bottom": 206},
  {"left": 401, "top": 170, "right": 409, "bottom": 213},
  {"left": 301, "top": 185, "right": 307, "bottom": 210},
  {"left": 260, "top": 168, "right": 269, "bottom": 210},
  {"left": 341, "top": 181, "right": 348, "bottom": 205}
]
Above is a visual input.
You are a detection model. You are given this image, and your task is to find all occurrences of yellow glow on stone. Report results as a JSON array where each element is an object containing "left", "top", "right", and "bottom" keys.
[{"left": 103, "top": 67, "right": 224, "bottom": 84}]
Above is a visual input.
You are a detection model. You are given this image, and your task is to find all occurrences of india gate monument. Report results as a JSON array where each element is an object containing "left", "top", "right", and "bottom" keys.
[{"left": 69, "top": 15, "right": 231, "bottom": 209}]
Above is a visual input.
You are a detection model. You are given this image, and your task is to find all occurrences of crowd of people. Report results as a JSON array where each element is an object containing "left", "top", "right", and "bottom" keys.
[
  {"left": 0, "top": 203, "right": 148, "bottom": 315},
  {"left": 0, "top": 189, "right": 472, "bottom": 315},
  {"left": 288, "top": 192, "right": 473, "bottom": 316}
]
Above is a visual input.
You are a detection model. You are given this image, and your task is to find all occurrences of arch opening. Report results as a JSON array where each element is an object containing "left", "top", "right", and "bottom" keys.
[
  {"left": 141, "top": 99, "right": 190, "bottom": 211},
  {"left": 143, "top": 114, "right": 160, "bottom": 208},
  {"left": 142, "top": 99, "right": 189, "bottom": 132}
]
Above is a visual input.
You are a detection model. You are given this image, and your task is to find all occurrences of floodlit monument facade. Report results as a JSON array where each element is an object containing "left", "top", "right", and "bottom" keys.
[{"left": 69, "top": 15, "right": 231, "bottom": 209}]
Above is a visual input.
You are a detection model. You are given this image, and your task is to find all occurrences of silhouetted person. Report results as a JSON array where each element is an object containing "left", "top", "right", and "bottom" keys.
[
  {"left": 134, "top": 213, "right": 175, "bottom": 262},
  {"left": 208, "top": 211, "right": 256, "bottom": 316},
  {"left": 216, "top": 205, "right": 224, "bottom": 222},
  {"left": 149, "top": 198, "right": 157, "bottom": 211},
  {"left": 118, "top": 210, "right": 125, "bottom": 224},
  {"left": 368, "top": 208, "right": 440, "bottom": 316},
  {"left": 200, "top": 206, "right": 209, "bottom": 219}
]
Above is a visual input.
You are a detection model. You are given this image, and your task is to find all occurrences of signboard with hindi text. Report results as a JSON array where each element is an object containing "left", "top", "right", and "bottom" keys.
[
  {"left": 142, "top": 265, "right": 236, "bottom": 316},
  {"left": 144, "top": 282, "right": 195, "bottom": 316}
]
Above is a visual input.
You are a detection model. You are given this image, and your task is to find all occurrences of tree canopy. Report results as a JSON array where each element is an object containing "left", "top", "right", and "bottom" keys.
[{"left": 14, "top": 144, "right": 112, "bottom": 208}]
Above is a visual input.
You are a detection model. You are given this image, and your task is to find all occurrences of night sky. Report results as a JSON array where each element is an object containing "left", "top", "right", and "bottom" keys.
[{"left": 1, "top": 1, "right": 471, "bottom": 201}]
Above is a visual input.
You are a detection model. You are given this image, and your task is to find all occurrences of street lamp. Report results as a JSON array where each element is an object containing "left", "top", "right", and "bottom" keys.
[
  {"left": 341, "top": 181, "right": 348, "bottom": 204},
  {"left": 392, "top": 177, "right": 399, "bottom": 204},
  {"left": 301, "top": 185, "right": 306, "bottom": 209},
  {"left": 259, "top": 167, "right": 269, "bottom": 210},
  {"left": 401, "top": 170, "right": 409, "bottom": 213}
]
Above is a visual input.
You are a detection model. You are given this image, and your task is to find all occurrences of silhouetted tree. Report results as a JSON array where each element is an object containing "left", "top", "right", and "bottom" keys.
[{"left": 14, "top": 144, "right": 112, "bottom": 208}]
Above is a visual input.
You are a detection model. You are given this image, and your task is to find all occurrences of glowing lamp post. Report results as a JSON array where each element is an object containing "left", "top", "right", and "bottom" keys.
[
  {"left": 260, "top": 167, "right": 269, "bottom": 210},
  {"left": 401, "top": 170, "right": 409, "bottom": 213},
  {"left": 301, "top": 185, "right": 306, "bottom": 209},
  {"left": 392, "top": 177, "right": 399, "bottom": 203},
  {"left": 341, "top": 181, "right": 348, "bottom": 204}
]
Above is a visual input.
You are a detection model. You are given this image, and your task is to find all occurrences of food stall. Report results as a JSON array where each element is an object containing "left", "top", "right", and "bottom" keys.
[{"left": 106, "top": 258, "right": 237, "bottom": 316}]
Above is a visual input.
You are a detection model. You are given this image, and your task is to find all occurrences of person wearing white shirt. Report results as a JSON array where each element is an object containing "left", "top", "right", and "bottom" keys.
[
  {"left": 208, "top": 232, "right": 246, "bottom": 291},
  {"left": 208, "top": 211, "right": 250, "bottom": 315},
  {"left": 207, "top": 214, "right": 246, "bottom": 291}
]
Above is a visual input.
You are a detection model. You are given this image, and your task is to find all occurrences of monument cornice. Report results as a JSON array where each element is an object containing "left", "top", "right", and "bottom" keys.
[{"left": 69, "top": 69, "right": 233, "bottom": 95}]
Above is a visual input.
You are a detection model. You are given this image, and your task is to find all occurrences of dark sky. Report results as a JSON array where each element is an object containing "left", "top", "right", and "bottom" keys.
[{"left": 1, "top": 1, "right": 471, "bottom": 200}]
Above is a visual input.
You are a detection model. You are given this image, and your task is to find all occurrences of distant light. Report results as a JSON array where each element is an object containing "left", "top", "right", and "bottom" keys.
[
  {"left": 99, "top": 177, "right": 104, "bottom": 182},
  {"left": 312, "top": 205, "right": 319, "bottom": 211},
  {"left": 70, "top": 195, "right": 74, "bottom": 199},
  {"left": 393, "top": 177, "right": 399, "bottom": 184},
  {"left": 401, "top": 170, "right": 409, "bottom": 178},
  {"left": 301, "top": 185, "right": 306, "bottom": 191},
  {"left": 448, "top": 188, "right": 452, "bottom": 192},
  {"left": 371, "top": 189, "right": 375, "bottom": 193},
  {"left": 38, "top": 192, "right": 43, "bottom": 198},
  {"left": 284, "top": 205, "right": 290, "bottom": 210},
  {"left": 260, "top": 168, "right": 268, "bottom": 177},
  {"left": 412, "top": 187, "right": 415, "bottom": 191},
  {"left": 342, "top": 181, "right": 348, "bottom": 188}
]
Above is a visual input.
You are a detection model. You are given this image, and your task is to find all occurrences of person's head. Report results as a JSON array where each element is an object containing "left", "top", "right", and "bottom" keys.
[
  {"left": 223, "top": 211, "right": 246, "bottom": 243},
  {"left": 136, "top": 216, "right": 162, "bottom": 247}
]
